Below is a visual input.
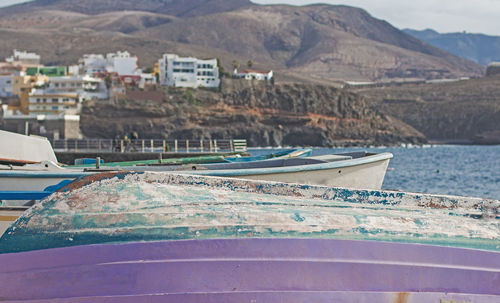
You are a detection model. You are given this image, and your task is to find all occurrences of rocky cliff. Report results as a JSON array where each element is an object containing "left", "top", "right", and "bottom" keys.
[
  {"left": 351, "top": 76, "right": 500, "bottom": 143},
  {"left": 80, "top": 79, "right": 425, "bottom": 147}
]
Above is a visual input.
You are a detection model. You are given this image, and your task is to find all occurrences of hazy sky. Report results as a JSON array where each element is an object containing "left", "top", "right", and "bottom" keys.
[
  {"left": 2, "top": 0, "right": 500, "bottom": 35},
  {"left": 253, "top": 0, "right": 500, "bottom": 35},
  {"left": 0, "top": 0, "right": 29, "bottom": 7}
]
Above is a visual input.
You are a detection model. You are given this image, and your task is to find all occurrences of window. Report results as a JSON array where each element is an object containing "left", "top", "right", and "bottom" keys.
[
  {"left": 52, "top": 98, "right": 58, "bottom": 102},
  {"left": 36, "top": 98, "right": 41, "bottom": 102},
  {"left": 52, "top": 106, "right": 58, "bottom": 110},
  {"left": 43, "top": 98, "right": 47, "bottom": 103},
  {"left": 6, "top": 80, "right": 10, "bottom": 84},
  {"left": 63, "top": 98, "right": 69, "bottom": 102}
]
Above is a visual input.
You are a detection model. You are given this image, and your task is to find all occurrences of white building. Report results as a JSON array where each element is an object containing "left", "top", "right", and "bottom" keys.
[
  {"left": 0, "top": 74, "right": 13, "bottom": 97},
  {"left": 234, "top": 69, "right": 273, "bottom": 81},
  {"left": 79, "top": 51, "right": 138, "bottom": 76},
  {"left": 139, "top": 73, "right": 156, "bottom": 89},
  {"left": 6, "top": 50, "right": 41, "bottom": 65},
  {"left": 28, "top": 91, "right": 79, "bottom": 115},
  {"left": 80, "top": 54, "right": 106, "bottom": 75},
  {"left": 27, "top": 75, "right": 108, "bottom": 115},
  {"left": 46, "top": 75, "right": 108, "bottom": 100},
  {"left": 67, "top": 65, "right": 80, "bottom": 76},
  {"left": 106, "top": 51, "right": 138, "bottom": 75},
  {"left": 158, "top": 54, "right": 220, "bottom": 88}
]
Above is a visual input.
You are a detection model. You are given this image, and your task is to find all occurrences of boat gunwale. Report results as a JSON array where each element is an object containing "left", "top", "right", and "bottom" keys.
[{"left": 187, "top": 152, "right": 394, "bottom": 177}]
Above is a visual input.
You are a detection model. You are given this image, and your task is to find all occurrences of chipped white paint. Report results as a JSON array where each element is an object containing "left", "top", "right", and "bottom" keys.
[{"left": 1, "top": 172, "right": 499, "bottom": 253}]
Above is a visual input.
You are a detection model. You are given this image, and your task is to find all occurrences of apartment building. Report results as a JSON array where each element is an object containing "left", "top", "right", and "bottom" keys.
[{"left": 158, "top": 54, "right": 220, "bottom": 88}]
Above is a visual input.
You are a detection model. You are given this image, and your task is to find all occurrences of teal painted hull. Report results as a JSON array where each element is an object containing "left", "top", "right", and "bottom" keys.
[{"left": 2, "top": 172, "right": 498, "bottom": 254}]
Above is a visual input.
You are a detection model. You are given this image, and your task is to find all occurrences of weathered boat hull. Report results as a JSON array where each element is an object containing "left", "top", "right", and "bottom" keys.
[
  {"left": 0, "top": 238, "right": 499, "bottom": 302},
  {"left": 1, "top": 173, "right": 499, "bottom": 301}
]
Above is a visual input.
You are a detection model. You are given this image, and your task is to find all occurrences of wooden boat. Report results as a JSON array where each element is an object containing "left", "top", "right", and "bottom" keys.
[
  {"left": 0, "top": 172, "right": 499, "bottom": 302},
  {"left": 106, "top": 151, "right": 393, "bottom": 189}
]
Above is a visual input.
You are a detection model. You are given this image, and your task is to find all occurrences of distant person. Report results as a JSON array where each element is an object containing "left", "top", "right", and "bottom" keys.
[
  {"left": 129, "top": 131, "right": 139, "bottom": 151},
  {"left": 124, "top": 135, "right": 130, "bottom": 152}
]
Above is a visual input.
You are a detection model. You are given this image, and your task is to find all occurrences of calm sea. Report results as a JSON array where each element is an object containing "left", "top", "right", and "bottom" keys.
[{"left": 248, "top": 145, "right": 500, "bottom": 199}]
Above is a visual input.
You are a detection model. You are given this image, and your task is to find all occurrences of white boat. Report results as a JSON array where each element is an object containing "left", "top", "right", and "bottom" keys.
[
  {"left": 0, "top": 161, "right": 93, "bottom": 206},
  {"left": 0, "top": 130, "right": 392, "bottom": 208},
  {"left": 0, "top": 130, "right": 93, "bottom": 206},
  {"left": 107, "top": 151, "right": 393, "bottom": 189},
  {"left": 0, "top": 130, "right": 58, "bottom": 164}
]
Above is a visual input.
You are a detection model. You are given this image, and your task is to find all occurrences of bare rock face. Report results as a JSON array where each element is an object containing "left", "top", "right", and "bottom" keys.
[
  {"left": 352, "top": 76, "right": 500, "bottom": 143},
  {"left": 486, "top": 64, "right": 500, "bottom": 77},
  {"left": 80, "top": 80, "right": 425, "bottom": 146}
]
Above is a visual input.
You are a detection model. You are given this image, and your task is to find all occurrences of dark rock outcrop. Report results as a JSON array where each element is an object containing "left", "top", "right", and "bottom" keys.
[
  {"left": 80, "top": 79, "right": 425, "bottom": 146},
  {"left": 352, "top": 76, "right": 500, "bottom": 143}
]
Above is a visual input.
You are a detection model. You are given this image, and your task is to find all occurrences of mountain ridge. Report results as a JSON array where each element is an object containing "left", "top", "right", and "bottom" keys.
[
  {"left": 404, "top": 28, "right": 500, "bottom": 66},
  {"left": 0, "top": 0, "right": 485, "bottom": 82},
  {"left": 0, "top": 0, "right": 254, "bottom": 17}
]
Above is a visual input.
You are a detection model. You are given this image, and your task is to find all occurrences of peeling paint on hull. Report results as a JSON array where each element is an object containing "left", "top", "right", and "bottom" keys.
[
  {"left": 0, "top": 172, "right": 499, "bottom": 302},
  {"left": 1, "top": 172, "right": 499, "bottom": 254}
]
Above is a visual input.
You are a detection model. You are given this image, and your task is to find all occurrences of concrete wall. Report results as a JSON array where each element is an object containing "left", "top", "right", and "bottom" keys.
[{"left": 0, "top": 116, "right": 82, "bottom": 139}]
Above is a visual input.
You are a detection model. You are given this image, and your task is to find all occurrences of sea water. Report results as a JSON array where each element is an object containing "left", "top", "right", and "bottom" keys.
[{"left": 249, "top": 145, "right": 500, "bottom": 199}]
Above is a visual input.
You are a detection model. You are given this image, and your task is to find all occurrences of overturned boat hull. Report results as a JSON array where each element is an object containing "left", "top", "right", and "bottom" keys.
[
  {"left": 0, "top": 238, "right": 499, "bottom": 302},
  {"left": 1, "top": 173, "right": 499, "bottom": 302}
]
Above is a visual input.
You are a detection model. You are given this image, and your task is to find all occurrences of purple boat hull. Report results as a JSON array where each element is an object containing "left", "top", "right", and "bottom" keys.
[{"left": 1, "top": 238, "right": 499, "bottom": 302}]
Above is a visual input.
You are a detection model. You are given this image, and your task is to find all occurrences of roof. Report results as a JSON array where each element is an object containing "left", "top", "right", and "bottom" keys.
[{"left": 238, "top": 69, "right": 272, "bottom": 74}]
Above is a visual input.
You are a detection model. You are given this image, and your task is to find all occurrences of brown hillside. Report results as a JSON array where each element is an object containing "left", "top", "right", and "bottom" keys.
[
  {"left": 0, "top": 1, "right": 484, "bottom": 82},
  {"left": 351, "top": 76, "right": 500, "bottom": 142},
  {"left": 138, "top": 5, "right": 483, "bottom": 81},
  {"left": 0, "top": 0, "right": 253, "bottom": 17}
]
